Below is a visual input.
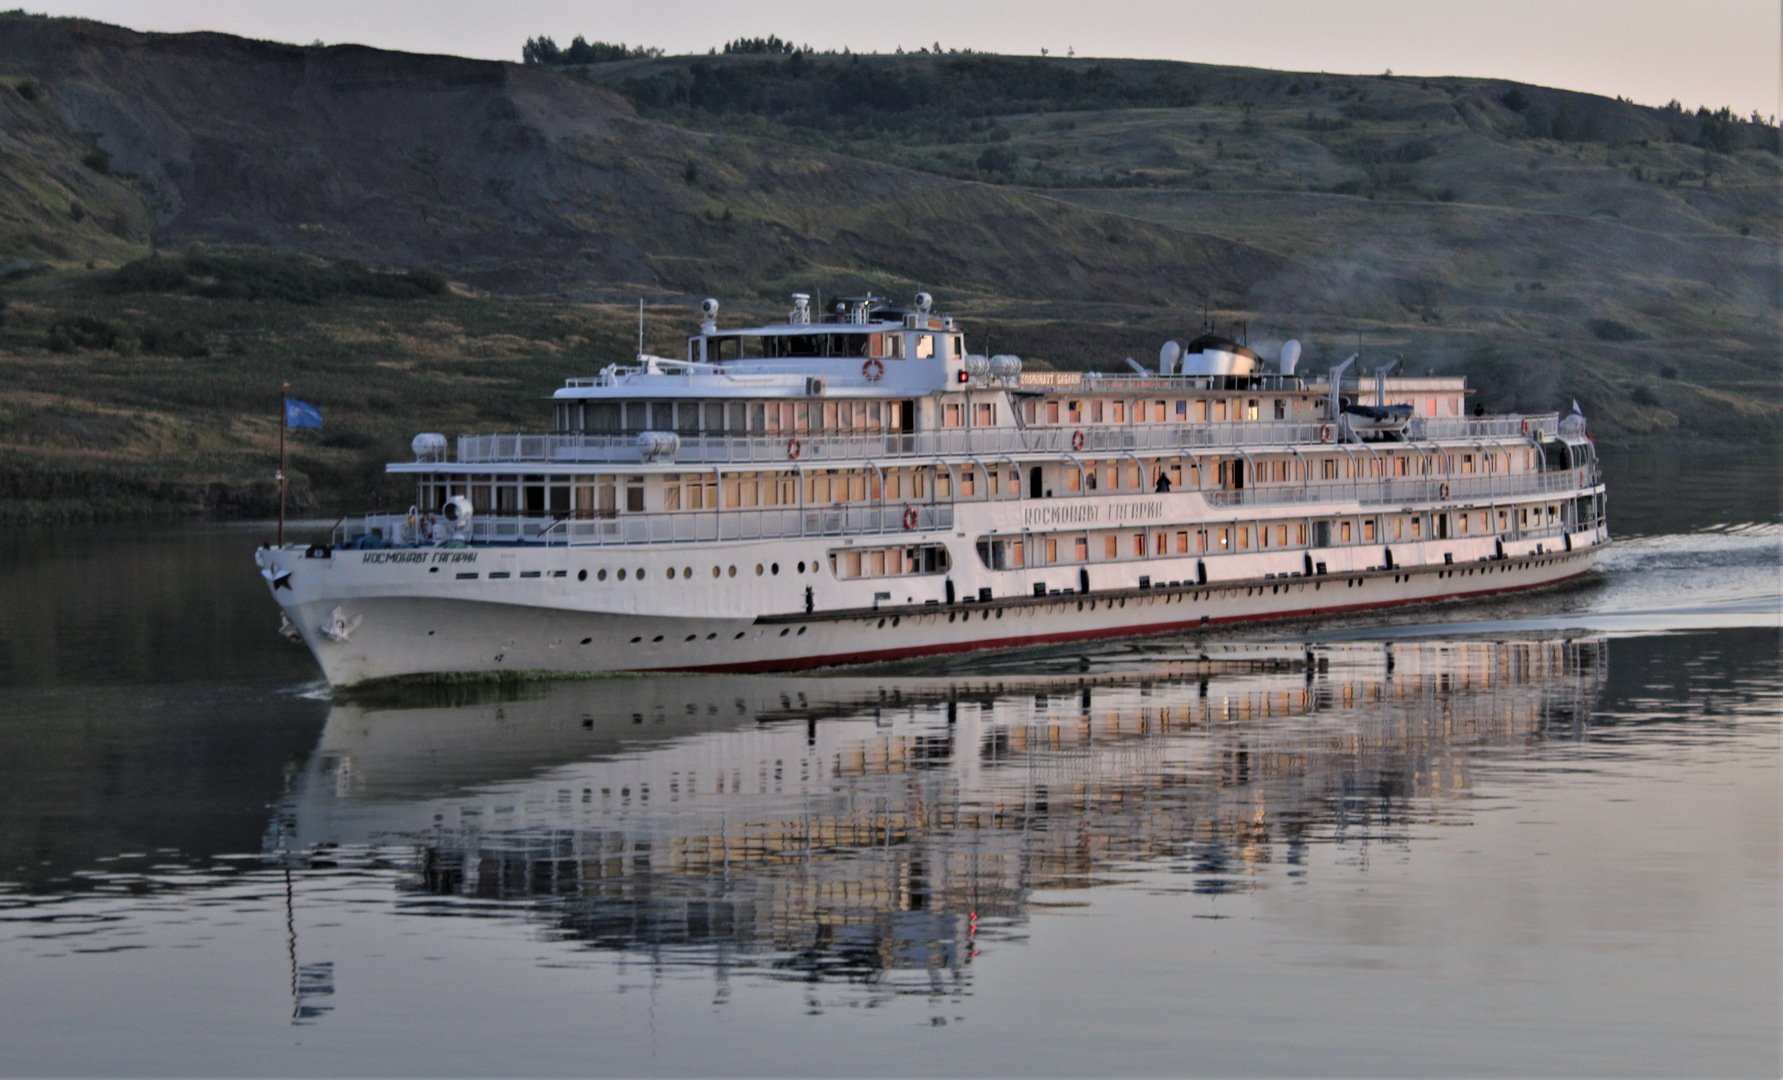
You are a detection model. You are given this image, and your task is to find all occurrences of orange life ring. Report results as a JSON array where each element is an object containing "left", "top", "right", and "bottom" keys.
[
  {"left": 1071, "top": 429, "right": 1086, "bottom": 452},
  {"left": 786, "top": 438, "right": 801, "bottom": 460},
  {"left": 902, "top": 505, "right": 919, "bottom": 530},
  {"left": 1439, "top": 482, "right": 1450, "bottom": 500},
  {"left": 861, "top": 358, "right": 885, "bottom": 382},
  {"left": 1520, "top": 418, "right": 1531, "bottom": 436},
  {"left": 1318, "top": 424, "right": 1333, "bottom": 443}
]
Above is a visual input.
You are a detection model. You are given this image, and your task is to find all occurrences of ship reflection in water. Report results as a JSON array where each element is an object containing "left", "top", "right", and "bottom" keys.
[{"left": 266, "top": 637, "right": 1604, "bottom": 993}]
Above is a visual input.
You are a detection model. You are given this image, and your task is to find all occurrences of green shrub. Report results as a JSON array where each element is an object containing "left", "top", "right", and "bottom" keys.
[
  {"left": 46, "top": 315, "right": 120, "bottom": 351},
  {"left": 1587, "top": 317, "right": 1649, "bottom": 341},
  {"left": 106, "top": 250, "right": 448, "bottom": 304}
]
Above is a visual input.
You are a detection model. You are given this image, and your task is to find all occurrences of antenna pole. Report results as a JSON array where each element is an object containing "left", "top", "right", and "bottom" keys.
[
  {"left": 637, "top": 298, "right": 644, "bottom": 358},
  {"left": 277, "top": 385, "right": 287, "bottom": 547}
]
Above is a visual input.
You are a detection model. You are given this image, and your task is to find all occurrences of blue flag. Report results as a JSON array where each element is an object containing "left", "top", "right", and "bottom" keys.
[{"left": 284, "top": 397, "right": 323, "bottom": 430}]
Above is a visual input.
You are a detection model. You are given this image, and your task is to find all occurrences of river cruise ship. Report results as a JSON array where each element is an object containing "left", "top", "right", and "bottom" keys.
[{"left": 256, "top": 292, "right": 1607, "bottom": 687}]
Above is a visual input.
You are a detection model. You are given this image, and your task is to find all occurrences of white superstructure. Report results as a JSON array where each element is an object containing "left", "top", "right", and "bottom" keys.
[{"left": 256, "top": 293, "right": 1608, "bottom": 687}]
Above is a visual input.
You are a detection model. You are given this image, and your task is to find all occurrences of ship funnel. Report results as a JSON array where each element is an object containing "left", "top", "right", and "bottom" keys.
[
  {"left": 1279, "top": 339, "right": 1302, "bottom": 376},
  {"left": 1159, "top": 339, "right": 1183, "bottom": 375}
]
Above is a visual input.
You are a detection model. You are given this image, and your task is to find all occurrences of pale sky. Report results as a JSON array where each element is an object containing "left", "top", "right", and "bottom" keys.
[{"left": 21, "top": 0, "right": 1783, "bottom": 119}]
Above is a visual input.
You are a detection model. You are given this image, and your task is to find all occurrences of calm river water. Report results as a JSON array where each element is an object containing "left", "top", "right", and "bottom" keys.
[{"left": 1, "top": 446, "right": 1777, "bottom": 1077}]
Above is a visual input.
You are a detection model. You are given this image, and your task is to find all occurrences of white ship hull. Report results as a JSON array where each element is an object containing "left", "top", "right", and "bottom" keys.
[
  {"left": 257, "top": 290, "right": 1611, "bottom": 689},
  {"left": 258, "top": 519, "right": 1605, "bottom": 687}
]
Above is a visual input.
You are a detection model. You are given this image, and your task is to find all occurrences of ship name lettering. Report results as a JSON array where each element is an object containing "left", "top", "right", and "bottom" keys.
[
  {"left": 362, "top": 551, "right": 429, "bottom": 565},
  {"left": 1023, "top": 500, "right": 1163, "bottom": 527}
]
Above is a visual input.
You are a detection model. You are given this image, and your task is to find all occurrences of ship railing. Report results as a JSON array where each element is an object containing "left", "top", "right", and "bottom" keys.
[
  {"left": 333, "top": 503, "right": 956, "bottom": 549},
  {"left": 1203, "top": 467, "right": 1597, "bottom": 512},
  {"left": 452, "top": 414, "right": 1560, "bottom": 467}
]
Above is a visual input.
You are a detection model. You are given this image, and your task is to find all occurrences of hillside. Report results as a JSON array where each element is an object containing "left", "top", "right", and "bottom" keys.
[{"left": 0, "top": 15, "right": 1776, "bottom": 521}]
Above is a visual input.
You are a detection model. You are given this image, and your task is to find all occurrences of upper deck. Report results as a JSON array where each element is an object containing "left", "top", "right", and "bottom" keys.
[
  {"left": 407, "top": 292, "right": 1515, "bottom": 471},
  {"left": 431, "top": 412, "right": 1557, "bottom": 470}
]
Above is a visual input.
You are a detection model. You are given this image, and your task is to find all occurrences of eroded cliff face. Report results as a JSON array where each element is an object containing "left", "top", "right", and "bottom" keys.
[{"left": 0, "top": 18, "right": 1285, "bottom": 303}]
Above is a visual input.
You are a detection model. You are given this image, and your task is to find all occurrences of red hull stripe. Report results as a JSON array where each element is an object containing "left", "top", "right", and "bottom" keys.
[{"left": 646, "top": 566, "right": 1593, "bottom": 674}]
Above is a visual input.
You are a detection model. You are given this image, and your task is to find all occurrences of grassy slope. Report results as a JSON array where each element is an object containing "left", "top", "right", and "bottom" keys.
[
  {"left": 0, "top": 32, "right": 1775, "bottom": 522},
  {"left": 583, "top": 54, "right": 1780, "bottom": 443},
  {"left": 0, "top": 256, "right": 653, "bottom": 523}
]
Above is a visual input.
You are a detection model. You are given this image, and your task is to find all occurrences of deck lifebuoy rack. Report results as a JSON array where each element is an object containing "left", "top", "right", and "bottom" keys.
[
  {"left": 786, "top": 438, "right": 802, "bottom": 460},
  {"left": 1070, "top": 430, "right": 1086, "bottom": 452},
  {"left": 1318, "top": 424, "right": 1334, "bottom": 443},
  {"left": 902, "top": 505, "right": 919, "bottom": 530},
  {"left": 861, "top": 358, "right": 885, "bottom": 382},
  {"left": 1438, "top": 482, "right": 1451, "bottom": 500}
]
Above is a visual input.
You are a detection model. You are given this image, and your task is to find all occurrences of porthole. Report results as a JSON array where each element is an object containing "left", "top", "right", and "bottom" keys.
[
  {"left": 712, "top": 566, "right": 721, "bottom": 578},
  {"left": 666, "top": 567, "right": 676, "bottom": 580},
  {"left": 755, "top": 563, "right": 764, "bottom": 576},
  {"left": 797, "top": 561, "right": 806, "bottom": 573},
  {"left": 771, "top": 562, "right": 780, "bottom": 575},
  {"left": 779, "top": 628, "right": 790, "bottom": 637},
  {"left": 577, "top": 569, "right": 588, "bottom": 582},
  {"left": 796, "top": 626, "right": 806, "bottom": 635},
  {"left": 891, "top": 617, "right": 900, "bottom": 627},
  {"left": 877, "top": 618, "right": 886, "bottom": 628},
  {"left": 651, "top": 634, "right": 664, "bottom": 643},
  {"left": 616, "top": 569, "right": 626, "bottom": 581},
  {"left": 581, "top": 637, "right": 593, "bottom": 645},
  {"left": 429, "top": 566, "right": 439, "bottom": 574},
  {"left": 728, "top": 565, "right": 737, "bottom": 578},
  {"left": 734, "top": 631, "right": 746, "bottom": 639},
  {"left": 598, "top": 568, "right": 608, "bottom": 581},
  {"left": 684, "top": 566, "right": 693, "bottom": 579},
  {"left": 636, "top": 568, "right": 645, "bottom": 580},
  {"left": 630, "top": 636, "right": 642, "bottom": 644},
  {"left": 706, "top": 632, "right": 717, "bottom": 640},
  {"left": 685, "top": 634, "right": 697, "bottom": 642}
]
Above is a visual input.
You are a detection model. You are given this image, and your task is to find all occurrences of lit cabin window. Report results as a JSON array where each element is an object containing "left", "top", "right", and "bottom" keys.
[{"left": 915, "top": 334, "right": 935, "bottom": 359}]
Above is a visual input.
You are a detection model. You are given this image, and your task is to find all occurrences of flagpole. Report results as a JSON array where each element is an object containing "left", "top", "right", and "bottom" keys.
[{"left": 278, "top": 385, "right": 287, "bottom": 547}]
